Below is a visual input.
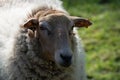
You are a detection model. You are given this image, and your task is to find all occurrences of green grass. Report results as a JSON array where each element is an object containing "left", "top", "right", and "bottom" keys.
[{"left": 63, "top": 0, "right": 120, "bottom": 80}]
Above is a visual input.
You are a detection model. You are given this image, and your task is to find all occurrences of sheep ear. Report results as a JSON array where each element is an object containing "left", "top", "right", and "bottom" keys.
[
  {"left": 70, "top": 16, "right": 92, "bottom": 28},
  {"left": 23, "top": 18, "right": 39, "bottom": 30},
  {"left": 23, "top": 19, "right": 39, "bottom": 38}
]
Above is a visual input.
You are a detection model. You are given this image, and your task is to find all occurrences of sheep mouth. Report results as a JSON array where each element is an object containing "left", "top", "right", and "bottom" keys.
[{"left": 59, "top": 61, "right": 72, "bottom": 67}]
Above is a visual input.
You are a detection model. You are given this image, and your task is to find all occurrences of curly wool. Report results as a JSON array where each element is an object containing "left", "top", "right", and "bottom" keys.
[{"left": 0, "top": 0, "right": 86, "bottom": 80}]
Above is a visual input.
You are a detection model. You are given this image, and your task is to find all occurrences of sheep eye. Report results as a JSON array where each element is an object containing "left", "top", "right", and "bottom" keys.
[
  {"left": 39, "top": 21, "right": 52, "bottom": 35},
  {"left": 69, "top": 25, "right": 74, "bottom": 35},
  {"left": 71, "top": 25, "right": 74, "bottom": 30},
  {"left": 39, "top": 21, "right": 51, "bottom": 31},
  {"left": 40, "top": 26, "right": 48, "bottom": 30}
]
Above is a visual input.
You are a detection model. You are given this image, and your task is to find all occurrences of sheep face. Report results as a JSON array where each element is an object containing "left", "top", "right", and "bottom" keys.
[{"left": 23, "top": 13, "right": 92, "bottom": 67}]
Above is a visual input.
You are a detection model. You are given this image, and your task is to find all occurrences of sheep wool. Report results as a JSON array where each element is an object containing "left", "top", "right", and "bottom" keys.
[{"left": 0, "top": 0, "right": 87, "bottom": 80}]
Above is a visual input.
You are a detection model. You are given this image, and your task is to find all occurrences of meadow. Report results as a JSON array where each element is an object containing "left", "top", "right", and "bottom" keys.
[{"left": 63, "top": 0, "right": 120, "bottom": 80}]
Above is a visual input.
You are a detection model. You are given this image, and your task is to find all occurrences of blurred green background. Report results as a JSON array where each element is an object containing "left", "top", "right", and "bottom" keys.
[{"left": 62, "top": 0, "right": 120, "bottom": 80}]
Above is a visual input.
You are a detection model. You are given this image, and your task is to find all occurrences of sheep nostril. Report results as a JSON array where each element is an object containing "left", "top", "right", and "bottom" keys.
[{"left": 60, "top": 53, "right": 72, "bottom": 62}]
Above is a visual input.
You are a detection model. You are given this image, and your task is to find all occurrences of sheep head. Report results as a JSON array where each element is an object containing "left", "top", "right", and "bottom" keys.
[{"left": 23, "top": 11, "right": 92, "bottom": 67}]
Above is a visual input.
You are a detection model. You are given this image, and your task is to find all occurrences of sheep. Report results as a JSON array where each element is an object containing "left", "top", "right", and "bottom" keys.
[{"left": 0, "top": 0, "right": 92, "bottom": 80}]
